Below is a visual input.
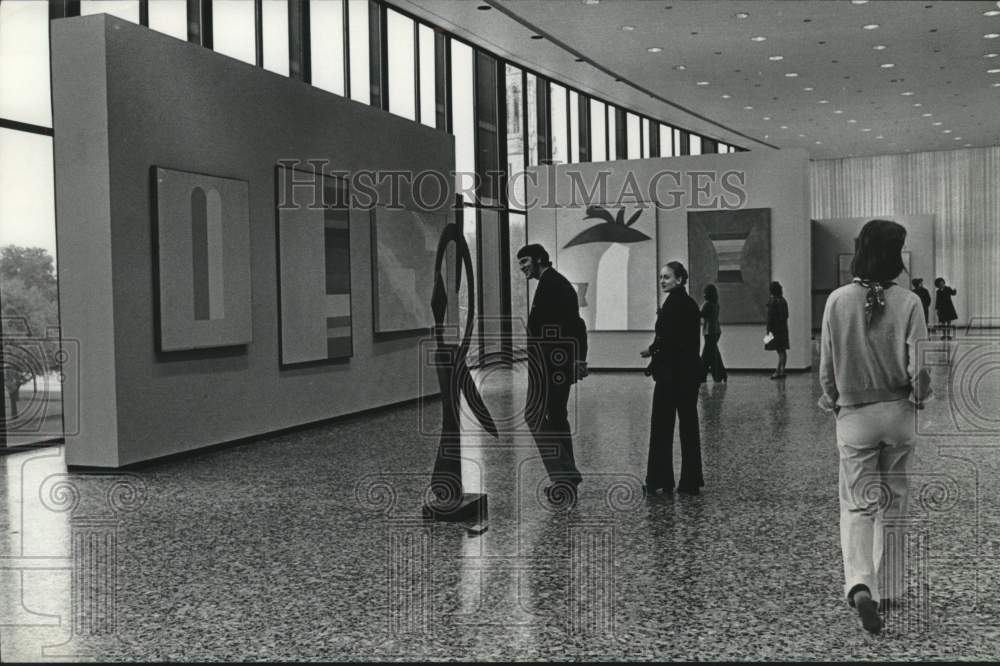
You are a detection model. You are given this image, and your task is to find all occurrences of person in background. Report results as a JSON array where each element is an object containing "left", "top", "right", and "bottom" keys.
[
  {"left": 765, "top": 281, "right": 790, "bottom": 379},
  {"left": 819, "top": 219, "right": 933, "bottom": 636},
  {"left": 640, "top": 262, "right": 704, "bottom": 496},
  {"left": 516, "top": 244, "right": 589, "bottom": 504},
  {"left": 910, "top": 278, "right": 932, "bottom": 329},
  {"left": 699, "top": 283, "right": 727, "bottom": 383},
  {"left": 933, "top": 276, "right": 958, "bottom": 340}
]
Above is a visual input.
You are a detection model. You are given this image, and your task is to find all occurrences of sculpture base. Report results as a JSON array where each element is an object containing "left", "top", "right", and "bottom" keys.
[{"left": 422, "top": 492, "right": 487, "bottom": 523}]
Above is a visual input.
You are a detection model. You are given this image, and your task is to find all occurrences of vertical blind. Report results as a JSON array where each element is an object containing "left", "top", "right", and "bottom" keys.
[{"left": 810, "top": 147, "right": 1000, "bottom": 327}]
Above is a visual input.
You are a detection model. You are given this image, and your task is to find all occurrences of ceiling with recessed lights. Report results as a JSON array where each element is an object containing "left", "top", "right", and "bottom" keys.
[{"left": 391, "top": 0, "right": 1000, "bottom": 159}]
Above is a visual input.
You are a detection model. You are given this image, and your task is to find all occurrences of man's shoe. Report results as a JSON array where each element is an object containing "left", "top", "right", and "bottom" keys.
[
  {"left": 853, "top": 590, "right": 883, "bottom": 635},
  {"left": 642, "top": 485, "right": 671, "bottom": 496},
  {"left": 676, "top": 486, "right": 700, "bottom": 496}
]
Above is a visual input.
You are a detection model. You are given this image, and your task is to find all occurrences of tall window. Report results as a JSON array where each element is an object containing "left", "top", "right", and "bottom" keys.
[
  {"left": 626, "top": 112, "right": 640, "bottom": 159},
  {"left": 659, "top": 124, "right": 673, "bottom": 157},
  {"left": 347, "top": 0, "right": 370, "bottom": 104},
  {"left": 311, "top": 0, "right": 346, "bottom": 95},
  {"left": 690, "top": 134, "right": 703, "bottom": 156},
  {"left": 642, "top": 118, "right": 651, "bottom": 158},
  {"left": 80, "top": 1, "right": 139, "bottom": 23},
  {"left": 148, "top": 0, "right": 188, "bottom": 40},
  {"left": 418, "top": 24, "right": 436, "bottom": 127},
  {"left": 212, "top": 0, "right": 256, "bottom": 65},
  {"left": 451, "top": 40, "right": 475, "bottom": 203},
  {"left": 568, "top": 90, "right": 579, "bottom": 163},
  {"left": 549, "top": 82, "right": 567, "bottom": 164},
  {"left": 1, "top": 1, "right": 51, "bottom": 127},
  {"left": 590, "top": 99, "right": 606, "bottom": 162},
  {"left": 386, "top": 9, "right": 416, "bottom": 120},
  {"left": 262, "top": 0, "right": 290, "bottom": 76},
  {"left": 505, "top": 65, "right": 525, "bottom": 209},
  {"left": 525, "top": 74, "right": 538, "bottom": 167},
  {"left": 607, "top": 105, "right": 617, "bottom": 160}
]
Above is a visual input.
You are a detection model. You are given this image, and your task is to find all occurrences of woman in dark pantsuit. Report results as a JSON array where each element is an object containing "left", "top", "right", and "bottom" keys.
[
  {"left": 640, "top": 262, "right": 704, "bottom": 495},
  {"left": 700, "top": 283, "right": 727, "bottom": 383}
]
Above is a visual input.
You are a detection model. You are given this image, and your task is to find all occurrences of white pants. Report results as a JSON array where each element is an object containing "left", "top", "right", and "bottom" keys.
[{"left": 836, "top": 399, "right": 915, "bottom": 603}]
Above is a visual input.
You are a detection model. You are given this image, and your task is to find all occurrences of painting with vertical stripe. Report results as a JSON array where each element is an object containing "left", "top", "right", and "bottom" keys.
[
  {"left": 153, "top": 166, "right": 252, "bottom": 352},
  {"left": 687, "top": 208, "right": 771, "bottom": 324},
  {"left": 276, "top": 166, "right": 353, "bottom": 366}
]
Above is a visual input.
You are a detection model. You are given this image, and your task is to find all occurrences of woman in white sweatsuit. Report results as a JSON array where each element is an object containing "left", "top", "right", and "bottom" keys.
[{"left": 819, "top": 219, "right": 933, "bottom": 635}]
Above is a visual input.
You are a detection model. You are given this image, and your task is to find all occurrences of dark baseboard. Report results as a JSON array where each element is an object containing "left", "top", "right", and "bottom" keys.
[
  {"left": 67, "top": 392, "right": 442, "bottom": 472},
  {"left": 587, "top": 366, "right": 812, "bottom": 374},
  {"left": 0, "top": 437, "right": 64, "bottom": 456}
]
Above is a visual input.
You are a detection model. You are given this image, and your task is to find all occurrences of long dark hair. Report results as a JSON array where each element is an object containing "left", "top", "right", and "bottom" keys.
[
  {"left": 769, "top": 281, "right": 783, "bottom": 298},
  {"left": 703, "top": 283, "right": 718, "bottom": 303},
  {"left": 665, "top": 261, "right": 688, "bottom": 285},
  {"left": 852, "top": 220, "right": 906, "bottom": 282}
]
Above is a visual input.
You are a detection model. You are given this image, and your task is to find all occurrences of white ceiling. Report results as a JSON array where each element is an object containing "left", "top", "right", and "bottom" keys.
[{"left": 393, "top": 0, "right": 1000, "bottom": 160}]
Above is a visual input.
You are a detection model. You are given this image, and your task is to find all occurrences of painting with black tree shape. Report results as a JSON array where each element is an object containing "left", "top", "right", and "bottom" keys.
[{"left": 554, "top": 203, "right": 658, "bottom": 331}]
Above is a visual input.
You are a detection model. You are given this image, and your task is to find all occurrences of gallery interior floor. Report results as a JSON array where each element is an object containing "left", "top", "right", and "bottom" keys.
[{"left": 2, "top": 336, "right": 999, "bottom": 662}]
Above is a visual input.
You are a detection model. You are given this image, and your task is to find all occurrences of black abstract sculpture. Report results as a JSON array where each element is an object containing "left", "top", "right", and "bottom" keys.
[
  {"left": 561, "top": 205, "right": 651, "bottom": 249},
  {"left": 422, "top": 216, "right": 498, "bottom": 523}
]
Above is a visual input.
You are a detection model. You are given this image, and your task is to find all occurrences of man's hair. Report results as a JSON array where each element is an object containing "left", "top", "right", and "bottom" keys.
[
  {"left": 516, "top": 243, "right": 551, "bottom": 265},
  {"left": 851, "top": 219, "right": 907, "bottom": 282},
  {"left": 911, "top": 278, "right": 922, "bottom": 287}
]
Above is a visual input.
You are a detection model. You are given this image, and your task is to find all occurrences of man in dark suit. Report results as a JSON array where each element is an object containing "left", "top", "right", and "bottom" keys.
[
  {"left": 911, "top": 278, "right": 932, "bottom": 328},
  {"left": 516, "top": 244, "right": 588, "bottom": 502}
]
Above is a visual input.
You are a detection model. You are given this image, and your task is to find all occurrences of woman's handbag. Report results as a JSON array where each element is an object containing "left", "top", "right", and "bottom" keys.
[{"left": 763, "top": 332, "right": 776, "bottom": 350}]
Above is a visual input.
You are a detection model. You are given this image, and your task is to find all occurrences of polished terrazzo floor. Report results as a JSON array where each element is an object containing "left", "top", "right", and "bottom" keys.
[{"left": 2, "top": 337, "right": 999, "bottom": 661}]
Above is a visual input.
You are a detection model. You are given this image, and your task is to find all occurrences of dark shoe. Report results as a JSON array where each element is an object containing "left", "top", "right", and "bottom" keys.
[
  {"left": 676, "top": 486, "right": 700, "bottom": 496},
  {"left": 642, "top": 484, "right": 672, "bottom": 496},
  {"left": 852, "top": 589, "right": 883, "bottom": 635}
]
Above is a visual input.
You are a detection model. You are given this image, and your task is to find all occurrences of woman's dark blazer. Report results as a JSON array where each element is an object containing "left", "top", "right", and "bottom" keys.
[{"left": 646, "top": 285, "right": 703, "bottom": 386}]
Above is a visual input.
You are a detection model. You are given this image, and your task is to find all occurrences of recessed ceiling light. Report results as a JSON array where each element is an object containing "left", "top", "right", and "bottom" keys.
[
  {"left": 697, "top": 81, "right": 711, "bottom": 85},
  {"left": 674, "top": 64, "right": 687, "bottom": 70},
  {"left": 876, "top": 135, "right": 884, "bottom": 139},
  {"left": 735, "top": 12, "right": 750, "bottom": 19},
  {"left": 621, "top": 25, "right": 635, "bottom": 31},
  {"left": 763, "top": 134, "right": 770, "bottom": 139},
  {"left": 864, "top": 24, "right": 880, "bottom": 30},
  {"left": 744, "top": 105, "right": 754, "bottom": 109},
  {"left": 989, "top": 68, "right": 1000, "bottom": 73},
  {"left": 986, "top": 33, "right": 1000, "bottom": 39},
  {"left": 848, "top": 119, "right": 858, "bottom": 123},
  {"left": 785, "top": 72, "right": 799, "bottom": 77},
  {"left": 861, "top": 128, "right": 872, "bottom": 132},
  {"left": 922, "top": 113, "right": 933, "bottom": 116},
  {"left": 575, "top": 57, "right": 585, "bottom": 62},
  {"left": 965, "top": 143, "right": 973, "bottom": 147},
  {"left": 769, "top": 55, "right": 784, "bottom": 61},
  {"left": 986, "top": 53, "right": 1000, "bottom": 58},
  {"left": 851, "top": 0, "right": 869, "bottom": 4},
  {"left": 985, "top": 9, "right": 1000, "bottom": 16},
  {"left": 994, "top": 81, "right": 1000, "bottom": 86},
  {"left": 798, "top": 133, "right": 806, "bottom": 137},
  {"left": 780, "top": 125, "right": 788, "bottom": 129},
  {"left": 762, "top": 116, "right": 771, "bottom": 120},
  {"left": 815, "top": 140, "right": 822, "bottom": 144},
  {"left": 803, "top": 86, "right": 815, "bottom": 91},
  {"left": 582, "top": 0, "right": 600, "bottom": 4},
  {"left": 943, "top": 129, "right": 952, "bottom": 133},
  {"left": 818, "top": 99, "right": 829, "bottom": 103},
  {"left": 834, "top": 109, "right": 843, "bottom": 114},
  {"left": 932, "top": 121, "right": 943, "bottom": 125},
  {"left": 873, "top": 45, "right": 888, "bottom": 50},
  {"left": 751, "top": 36, "right": 767, "bottom": 42},
  {"left": 913, "top": 103, "right": 922, "bottom": 107},
  {"left": 901, "top": 91, "right": 915, "bottom": 96},
  {"left": 648, "top": 47, "right": 663, "bottom": 53},
  {"left": 954, "top": 136, "right": 962, "bottom": 140},
  {"left": 881, "top": 63, "right": 895, "bottom": 68},
  {"left": 721, "top": 94, "right": 732, "bottom": 98}
]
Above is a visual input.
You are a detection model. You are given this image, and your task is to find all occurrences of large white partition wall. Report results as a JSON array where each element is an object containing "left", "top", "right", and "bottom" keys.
[
  {"left": 53, "top": 15, "right": 455, "bottom": 467},
  {"left": 525, "top": 148, "right": 811, "bottom": 371}
]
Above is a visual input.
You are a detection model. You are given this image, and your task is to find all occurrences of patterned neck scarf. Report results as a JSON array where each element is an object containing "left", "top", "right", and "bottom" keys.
[{"left": 853, "top": 278, "right": 894, "bottom": 326}]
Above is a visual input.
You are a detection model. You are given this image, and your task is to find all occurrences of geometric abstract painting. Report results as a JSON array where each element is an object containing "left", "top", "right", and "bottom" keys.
[
  {"left": 553, "top": 203, "right": 658, "bottom": 331},
  {"left": 276, "top": 165, "right": 353, "bottom": 366},
  {"left": 687, "top": 208, "right": 771, "bottom": 324},
  {"left": 370, "top": 206, "right": 447, "bottom": 335},
  {"left": 153, "top": 166, "right": 252, "bottom": 352}
]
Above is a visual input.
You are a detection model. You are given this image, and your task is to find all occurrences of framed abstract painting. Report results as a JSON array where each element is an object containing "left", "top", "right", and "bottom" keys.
[
  {"left": 276, "top": 165, "right": 353, "bottom": 366},
  {"left": 153, "top": 166, "right": 252, "bottom": 352},
  {"left": 687, "top": 208, "right": 771, "bottom": 324},
  {"left": 553, "top": 203, "right": 658, "bottom": 331},
  {"left": 370, "top": 206, "right": 447, "bottom": 335}
]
